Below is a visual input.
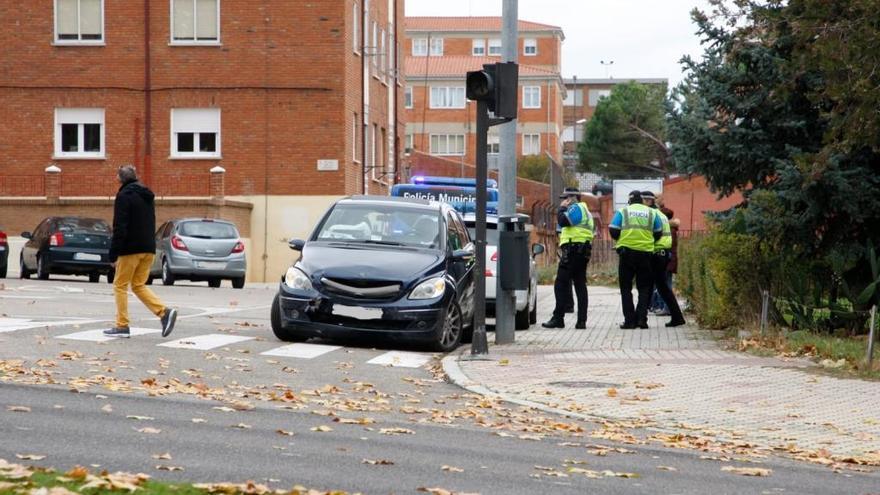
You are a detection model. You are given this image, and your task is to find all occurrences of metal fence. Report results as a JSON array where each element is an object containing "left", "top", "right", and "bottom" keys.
[{"left": 0, "top": 176, "right": 45, "bottom": 196}]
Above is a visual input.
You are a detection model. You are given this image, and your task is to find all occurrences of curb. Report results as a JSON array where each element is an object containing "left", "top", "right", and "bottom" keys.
[{"left": 441, "top": 352, "right": 609, "bottom": 425}]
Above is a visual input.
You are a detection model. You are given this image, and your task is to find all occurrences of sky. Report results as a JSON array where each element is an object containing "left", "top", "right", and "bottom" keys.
[{"left": 404, "top": 0, "right": 714, "bottom": 88}]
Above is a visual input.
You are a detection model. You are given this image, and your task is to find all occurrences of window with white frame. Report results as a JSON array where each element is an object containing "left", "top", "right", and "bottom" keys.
[
  {"left": 380, "top": 29, "right": 386, "bottom": 80},
  {"left": 523, "top": 86, "right": 541, "bottom": 109},
  {"left": 55, "top": 108, "right": 105, "bottom": 158},
  {"left": 412, "top": 37, "right": 427, "bottom": 56},
  {"left": 352, "top": 112, "right": 359, "bottom": 162},
  {"left": 371, "top": 21, "right": 378, "bottom": 67},
  {"left": 563, "top": 88, "right": 583, "bottom": 106},
  {"left": 405, "top": 133, "right": 413, "bottom": 154},
  {"left": 429, "top": 87, "right": 465, "bottom": 109},
  {"left": 524, "top": 38, "right": 537, "bottom": 56},
  {"left": 488, "top": 38, "right": 502, "bottom": 55},
  {"left": 404, "top": 86, "right": 413, "bottom": 108},
  {"left": 522, "top": 133, "right": 540, "bottom": 155},
  {"left": 171, "top": 0, "right": 219, "bottom": 43},
  {"left": 55, "top": 0, "right": 103, "bottom": 43},
  {"left": 472, "top": 39, "right": 485, "bottom": 56},
  {"left": 429, "top": 37, "right": 443, "bottom": 56},
  {"left": 589, "top": 89, "right": 612, "bottom": 107},
  {"left": 487, "top": 135, "right": 500, "bottom": 155},
  {"left": 171, "top": 108, "right": 221, "bottom": 158},
  {"left": 352, "top": 3, "right": 359, "bottom": 53},
  {"left": 371, "top": 124, "right": 379, "bottom": 179},
  {"left": 430, "top": 134, "right": 465, "bottom": 156}
]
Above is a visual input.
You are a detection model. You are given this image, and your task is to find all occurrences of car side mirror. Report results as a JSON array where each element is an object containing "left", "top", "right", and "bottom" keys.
[
  {"left": 452, "top": 247, "right": 474, "bottom": 262},
  {"left": 288, "top": 239, "right": 305, "bottom": 251},
  {"left": 21, "top": 232, "right": 32, "bottom": 240},
  {"left": 532, "top": 243, "right": 545, "bottom": 257}
]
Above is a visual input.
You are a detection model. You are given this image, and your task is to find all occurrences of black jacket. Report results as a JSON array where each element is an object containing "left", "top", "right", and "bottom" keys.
[{"left": 109, "top": 180, "right": 157, "bottom": 262}]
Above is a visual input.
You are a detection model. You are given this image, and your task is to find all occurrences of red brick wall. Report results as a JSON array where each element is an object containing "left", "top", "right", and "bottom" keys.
[{"left": 0, "top": 0, "right": 405, "bottom": 198}]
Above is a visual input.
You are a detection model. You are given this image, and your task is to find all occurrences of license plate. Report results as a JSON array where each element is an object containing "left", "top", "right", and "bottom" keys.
[
  {"left": 0, "top": 246, "right": 5, "bottom": 251},
  {"left": 198, "top": 261, "right": 227, "bottom": 269},
  {"left": 333, "top": 305, "right": 382, "bottom": 320},
  {"left": 74, "top": 252, "right": 101, "bottom": 261}
]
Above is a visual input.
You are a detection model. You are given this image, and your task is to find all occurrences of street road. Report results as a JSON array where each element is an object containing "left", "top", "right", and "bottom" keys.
[{"left": 1, "top": 278, "right": 877, "bottom": 494}]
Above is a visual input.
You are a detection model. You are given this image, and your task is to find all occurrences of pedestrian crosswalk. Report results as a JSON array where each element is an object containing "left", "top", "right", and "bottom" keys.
[{"left": 0, "top": 317, "right": 437, "bottom": 369}]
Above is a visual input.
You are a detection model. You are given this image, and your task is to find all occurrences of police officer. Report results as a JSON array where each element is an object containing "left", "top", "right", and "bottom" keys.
[
  {"left": 641, "top": 191, "right": 686, "bottom": 327},
  {"left": 609, "top": 190, "right": 662, "bottom": 329},
  {"left": 542, "top": 187, "right": 595, "bottom": 329}
]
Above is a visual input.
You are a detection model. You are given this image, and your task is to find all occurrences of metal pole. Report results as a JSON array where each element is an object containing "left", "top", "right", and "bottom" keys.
[
  {"left": 760, "top": 290, "right": 769, "bottom": 337},
  {"left": 471, "top": 99, "right": 490, "bottom": 355},
  {"left": 867, "top": 305, "right": 877, "bottom": 365},
  {"left": 495, "top": 0, "right": 519, "bottom": 344}
]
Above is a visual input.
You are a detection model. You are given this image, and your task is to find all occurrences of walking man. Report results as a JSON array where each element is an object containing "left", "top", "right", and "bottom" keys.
[
  {"left": 543, "top": 187, "right": 594, "bottom": 329},
  {"left": 609, "top": 191, "right": 662, "bottom": 329},
  {"left": 641, "top": 191, "right": 686, "bottom": 327},
  {"left": 104, "top": 165, "right": 177, "bottom": 338}
]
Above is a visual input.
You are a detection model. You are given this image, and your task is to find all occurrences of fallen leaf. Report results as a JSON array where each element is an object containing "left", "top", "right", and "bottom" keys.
[
  {"left": 15, "top": 454, "right": 46, "bottom": 461},
  {"left": 232, "top": 423, "right": 252, "bottom": 429},
  {"left": 64, "top": 466, "right": 89, "bottom": 480},
  {"left": 101, "top": 404, "right": 113, "bottom": 413},
  {"left": 311, "top": 425, "right": 333, "bottom": 432},
  {"left": 441, "top": 465, "right": 464, "bottom": 473},
  {"left": 380, "top": 427, "right": 415, "bottom": 435},
  {"left": 721, "top": 466, "right": 772, "bottom": 476},
  {"left": 151, "top": 453, "right": 172, "bottom": 460},
  {"left": 126, "top": 415, "right": 154, "bottom": 421},
  {"left": 606, "top": 388, "right": 618, "bottom": 397},
  {"left": 212, "top": 406, "right": 235, "bottom": 413},
  {"left": 155, "top": 465, "right": 184, "bottom": 472},
  {"left": 498, "top": 359, "right": 510, "bottom": 366},
  {"left": 276, "top": 430, "right": 295, "bottom": 436},
  {"left": 7, "top": 406, "right": 31, "bottom": 413},
  {"left": 657, "top": 466, "right": 678, "bottom": 471},
  {"left": 136, "top": 427, "right": 161, "bottom": 434},
  {"left": 362, "top": 459, "right": 394, "bottom": 465},
  {"left": 191, "top": 418, "right": 207, "bottom": 423}
]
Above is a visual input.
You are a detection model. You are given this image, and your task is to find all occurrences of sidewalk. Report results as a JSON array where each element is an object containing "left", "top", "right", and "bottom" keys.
[{"left": 445, "top": 286, "right": 880, "bottom": 462}]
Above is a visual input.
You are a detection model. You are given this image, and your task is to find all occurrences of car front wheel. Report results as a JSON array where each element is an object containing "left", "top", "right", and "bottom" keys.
[
  {"left": 36, "top": 253, "right": 49, "bottom": 280},
  {"left": 270, "top": 293, "right": 307, "bottom": 342},
  {"left": 19, "top": 255, "right": 30, "bottom": 279},
  {"left": 161, "top": 259, "right": 175, "bottom": 286},
  {"left": 432, "top": 300, "right": 463, "bottom": 352}
]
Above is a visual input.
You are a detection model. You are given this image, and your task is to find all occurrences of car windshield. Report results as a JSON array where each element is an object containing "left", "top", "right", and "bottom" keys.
[
  {"left": 57, "top": 218, "right": 110, "bottom": 233},
  {"left": 315, "top": 204, "right": 441, "bottom": 249},
  {"left": 179, "top": 221, "right": 237, "bottom": 239},
  {"left": 466, "top": 223, "right": 499, "bottom": 246}
]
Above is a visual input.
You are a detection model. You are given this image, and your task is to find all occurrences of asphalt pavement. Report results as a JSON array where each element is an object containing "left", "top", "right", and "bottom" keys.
[{"left": 1, "top": 277, "right": 878, "bottom": 494}]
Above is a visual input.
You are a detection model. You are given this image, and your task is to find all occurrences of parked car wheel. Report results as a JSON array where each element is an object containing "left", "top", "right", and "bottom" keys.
[
  {"left": 270, "top": 294, "right": 307, "bottom": 342},
  {"left": 89, "top": 273, "right": 100, "bottom": 283},
  {"left": 161, "top": 259, "right": 175, "bottom": 286},
  {"left": 19, "top": 255, "right": 31, "bottom": 279},
  {"left": 232, "top": 277, "right": 245, "bottom": 289},
  {"left": 432, "top": 300, "right": 463, "bottom": 352},
  {"left": 36, "top": 253, "right": 50, "bottom": 280},
  {"left": 208, "top": 278, "right": 221, "bottom": 288}
]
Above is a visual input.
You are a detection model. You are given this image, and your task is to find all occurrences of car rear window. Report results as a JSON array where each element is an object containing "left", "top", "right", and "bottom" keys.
[
  {"left": 57, "top": 218, "right": 110, "bottom": 233},
  {"left": 179, "top": 221, "right": 238, "bottom": 239}
]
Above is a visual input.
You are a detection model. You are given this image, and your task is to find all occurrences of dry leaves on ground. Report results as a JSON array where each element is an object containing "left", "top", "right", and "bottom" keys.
[
  {"left": 136, "top": 427, "right": 161, "bottom": 434},
  {"left": 379, "top": 427, "right": 415, "bottom": 435},
  {"left": 441, "top": 465, "right": 464, "bottom": 473},
  {"left": 7, "top": 406, "right": 31, "bottom": 412},
  {"left": 721, "top": 466, "right": 772, "bottom": 476},
  {"left": 15, "top": 455, "right": 46, "bottom": 461},
  {"left": 311, "top": 426, "right": 333, "bottom": 433},
  {"left": 151, "top": 453, "right": 172, "bottom": 460},
  {"left": 155, "top": 465, "right": 184, "bottom": 472},
  {"left": 362, "top": 459, "right": 394, "bottom": 465}
]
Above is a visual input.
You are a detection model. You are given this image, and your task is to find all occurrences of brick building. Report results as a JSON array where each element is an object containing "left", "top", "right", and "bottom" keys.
[
  {"left": 561, "top": 77, "right": 668, "bottom": 170},
  {"left": 0, "top": 0, "right": 405, "bottom": 281},
  {"left": 403, "top": 17, "right": 565, "bottom": 168}
]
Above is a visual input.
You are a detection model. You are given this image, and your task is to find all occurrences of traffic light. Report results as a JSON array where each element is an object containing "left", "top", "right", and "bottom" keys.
[{"left": 466, "top": 62, "right": 518, "bottom": 121}]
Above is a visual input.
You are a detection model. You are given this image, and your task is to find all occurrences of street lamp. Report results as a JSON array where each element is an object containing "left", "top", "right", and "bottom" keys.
[{"left": 600, "top": 60, "right": 614, "bottom": 79}]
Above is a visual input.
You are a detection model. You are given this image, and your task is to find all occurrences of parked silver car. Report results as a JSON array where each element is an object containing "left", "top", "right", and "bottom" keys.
[{"left": 148, "top": 218, "right": 246, "bottom": 289}]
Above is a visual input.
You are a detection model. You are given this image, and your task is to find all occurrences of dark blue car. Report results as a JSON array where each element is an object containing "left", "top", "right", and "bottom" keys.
[{"left": 271, "top": 196, "right": 476, "bottom": 352}]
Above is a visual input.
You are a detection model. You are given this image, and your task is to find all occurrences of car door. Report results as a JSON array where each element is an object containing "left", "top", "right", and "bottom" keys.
[
  {"left": 445, "top": 210, "right": 475, "bottom": 321},
  {"left": 152, "top": 221, "right": 173, "bottom": 273},
  {"left": 23, "top": 219, "right": 50, "bottom": 268}
]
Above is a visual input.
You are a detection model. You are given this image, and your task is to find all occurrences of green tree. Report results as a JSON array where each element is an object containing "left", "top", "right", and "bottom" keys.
[
  {"left": 516, "top": 154, "right": 551, "bottom": 183},
  {"left": 577, "top": 81, "right": 670, "bottom": 177},
  {"left": 668, "top": 0, "right": 880, "bottom": 310}
]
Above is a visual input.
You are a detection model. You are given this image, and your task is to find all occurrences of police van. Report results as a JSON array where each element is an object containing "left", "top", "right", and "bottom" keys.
[{"left": 391, "top": 176, "right": 540, "bottom": 329}]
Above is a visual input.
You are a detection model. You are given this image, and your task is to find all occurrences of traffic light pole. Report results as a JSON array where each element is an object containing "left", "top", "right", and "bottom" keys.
[
  {"left": 495, "top": 0, "right": 519, "bottom": 345},
  {"left": 470, "top": 99, "right": 490, "bottom": 356}
]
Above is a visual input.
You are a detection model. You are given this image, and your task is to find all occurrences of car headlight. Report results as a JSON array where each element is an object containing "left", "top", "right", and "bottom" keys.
[
  {"left": 409, "top": 276, "right": 446, "bottom": 300},
  {"left": 284, "top": 266, "right": 313, "bottom": 291}
]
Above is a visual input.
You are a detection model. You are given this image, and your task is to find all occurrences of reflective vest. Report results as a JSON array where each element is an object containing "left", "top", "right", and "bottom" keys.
[
  {"left": 655, "top": 209, "right": 672, "bottom": 251},
  {"left": 615, "top": 204, "right": 655, "bottom": 252},
  {"left": 560, "top": 202, "right": 594, "bottom": 246}
]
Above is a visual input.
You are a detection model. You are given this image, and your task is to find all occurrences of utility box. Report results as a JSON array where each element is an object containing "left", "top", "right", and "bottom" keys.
[{"left": 498, "top": 214, "right": 530, "bottom": 290}]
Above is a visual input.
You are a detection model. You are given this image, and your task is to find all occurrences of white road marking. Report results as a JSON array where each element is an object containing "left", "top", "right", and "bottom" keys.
[
  {"left": 178, "top": 305, "right": 272, "bottom": 320},
  {"left": 0, "top": 317, "right": 105, "bottom": 333},
  {"left": 366, "top": 351, "right": 434, "bottom": 368},
  {"left": 56, "top": 327, "right": 161, "bottom": 342},
  {"left": 158, "top": 334, "right": 254, "bottom": 350},
  {"left": 0, "top": 295, "right": 55, "bottom": 300},
  {"left": 260, "top": 343, "right": 341, "bottom": 359}
]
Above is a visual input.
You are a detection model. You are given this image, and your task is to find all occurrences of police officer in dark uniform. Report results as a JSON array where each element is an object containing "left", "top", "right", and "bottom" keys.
[
  {"left": 641, "top": 191, "right": 686, "bottom": 327},
  {"left": 542, "top": 187, "right": 595, "bottom": 329}
]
